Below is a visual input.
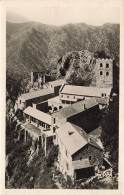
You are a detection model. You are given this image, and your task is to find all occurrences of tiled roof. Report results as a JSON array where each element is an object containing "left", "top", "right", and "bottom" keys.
[
  {"left": 56, "top": 122, "right": 88, "bottom": 155},
  {"left": 72, "top": 123, "right": 102, "bottom": 150},
  {"left": 48, "top": 79, "right": 65, "bottom": 87},
  {"left": 60, "top": 106, "right": 78, "bottom": 118},
  {"left": 72, "top": 159, "right": 91, "bottom": 170},
  {"left": 93, "top": 97, "right": 108, "bottom": 105},
  {"left": 21, "top": 122, "right": 41, "bottom": 136},
  {"left": 56, "top": 122, "right": 102, "bottom": 156},
  {"left": 89, "top": 127, "right": 102, "bottom": 137},
  {"left": 59, "top": 99, "right": 98, "bottom": 119},
  {"left": 61, "top": 85, "right": 111, "bottom": 97},
  {"left": 23, "top": 106, "right": 51, "bottom": 125},
  {"left": 22, "top": 88, "right": 54, "bottom": 101}
]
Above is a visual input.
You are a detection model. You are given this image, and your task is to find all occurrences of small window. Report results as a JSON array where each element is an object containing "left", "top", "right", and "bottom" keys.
[
  {"left": 61, "top": 95, "right": 63, "bottom": 98},
  {"left": 106, "top": 71, "right": 109, "bottom": 76},
  {"left": 53, "top": 118, "right": 56, "bottom": 124},
  {"left": 106, "top": 63, "right": 109, "bottom": 68},
  {"left": 53, "top": 127, "right": 56, "bottom": 133},
  {"left": 74, "top": 96, "right": 75, "bottom": 99},
  {"left": 101, "top": 93, "right": 104, "bottom": 97},
  {"left": 54, "top": 135, "right": 56, "bottom": 139},
  {"left": 100, "top": 71, "right": 103, "bottom": 76},
  {"left": 20, "top": 100, "right": 21, "bottom": 104},
  {"left": 67, "top": 96, "right": 69, "bottom": 98},
  {"left": 89, "top": 156, "right": 92, "bottom": 161},
  {"left": 100, "top": 63, "right": 103, "bottom": 68},
  {"left": 66, "top": 150, "right": 68, "bottom": 157}
]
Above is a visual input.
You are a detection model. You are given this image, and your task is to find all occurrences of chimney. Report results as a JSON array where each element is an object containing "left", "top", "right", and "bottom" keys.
[{"left": 88, "top": 137, "right": 92, "bottom": 143}]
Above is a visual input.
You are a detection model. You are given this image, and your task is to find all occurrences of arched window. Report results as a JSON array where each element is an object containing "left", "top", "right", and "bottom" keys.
[
  {"left": 106, "top": 63, "right": 109, "bottom": 68},
  {"left": 100, "top": 71, "right": 103, "bottom": 76},
  {"left": 100, "top": 63, "right": 103, "bottom": 68},
  {"left": 106, "top": 71, "right": 109, "bottom": 76},
  {"left": 59, "top": 106, "right": 63, "bottom": 109},
  {"left": 53, "top": 107, "right": 57, "bottom": 111}
]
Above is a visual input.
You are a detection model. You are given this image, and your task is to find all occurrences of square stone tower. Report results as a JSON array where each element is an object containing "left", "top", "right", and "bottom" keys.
[{"left": 95, "top": 58, "right": 113, "bottom": 88}]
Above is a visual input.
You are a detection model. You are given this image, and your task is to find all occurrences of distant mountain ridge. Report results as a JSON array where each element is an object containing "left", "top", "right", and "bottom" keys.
[{"left": 6, "top": 22, "right": 119, "bottom": 79}]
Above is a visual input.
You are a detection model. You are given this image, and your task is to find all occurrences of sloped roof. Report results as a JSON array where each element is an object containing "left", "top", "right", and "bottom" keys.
[
  {"left": 56, "top": 122, "right": 88, "bottom": 155},
  {"left": 60, "top": 106, "right": 78, "bottom": 118},
  {"left": 48, "top": 79, "right": 65, "bottom": 87},
  {"left": 56, "top": 122, "right": 102, "bottom": 155},
  {"left": 72, "top": 123, "right": 102, "bottom": 150},
  {"left": 93, "top": 97, "right": 108, "bottom": 105},
  {"left": 61, "top": 85, "right": 111, "bottom": 97},
  {"left": 21, "top": 122, "right": 41, "bottom": 136},
  {"left": 22, "top": 88, "right": 54, "bottom": 101},
  {"left": 23, "top": 106, "right": 51, "bottom": 125},
  {"left": 59, "top": 99, "right": 98, "bottom": 119},
  {"left": 72, "top": 159, "right": 91, "bottom": 170}
]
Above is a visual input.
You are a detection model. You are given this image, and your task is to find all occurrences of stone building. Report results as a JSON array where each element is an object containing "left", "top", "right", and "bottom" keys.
[
  {"left": 95, "top": 58, "right": 113, "bottom": 88},
  {"left": 52, "top": 99, "right": 99, "bottom": 135},
  {"left": 59, "top": 84, "right": 112, "bottom": 108},
  {"left": 47, "top": 79, "right": 65, "bottom": 96},
  {"left": 31, "top": 71, "right": 46, "bottom": 85},
  {"left": 56, "top": 122, "right": 103, "bottom": 180},
  {"left": 48, "top": 96, "right": 69, "bottom": 113},
  {"left": 60, "top": 84, "right": 111, "bottom": 104},
  {"left": 19, "top": 106, "right": 53, "bottom": 156},
  {"left": 14, "top": 88, "right": 55, "bottom": 111}
]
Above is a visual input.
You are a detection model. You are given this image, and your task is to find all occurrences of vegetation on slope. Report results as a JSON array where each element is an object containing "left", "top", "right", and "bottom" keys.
[
  {"left": 6, "top": 22, "right": 119, "bottom": 78},
  {"left": 100, "top": 95, "right": 119, "bottom": 174},
  {"left": 6, "top": 119, "right": 59, "bottom": 189}
]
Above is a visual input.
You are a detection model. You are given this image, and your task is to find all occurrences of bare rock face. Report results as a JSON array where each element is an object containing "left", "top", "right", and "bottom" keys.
[{"left": 57, "top": 50, "right": 96, "bottom": 86}]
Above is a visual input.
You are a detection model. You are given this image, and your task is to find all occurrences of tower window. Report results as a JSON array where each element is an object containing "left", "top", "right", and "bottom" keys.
[
  {"left": 100, "top": 63, "right": 103, "bottom": 68},
  {"left": 100, "top": 71, "right": 103, "bottom": 76},
  {"left": 89, "top": 156, "right": 92, "bottom": 161},
  {"left": 106, "top": 63, "right": 109, "bottom": 68},
  {"left": 53, "top": 118, "right": 56, "bottom": 124},
  {"left": 53, "top": 127, "right": 56, "bottom": 133},
  {"left": 106, "top": 71, "right": 109, "bottom": 76}
]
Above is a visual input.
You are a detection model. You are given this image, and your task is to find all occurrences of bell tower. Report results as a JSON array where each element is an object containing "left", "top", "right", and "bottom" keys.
[{"left": 95, "top": 58, "right": 113, "bottom": 88}]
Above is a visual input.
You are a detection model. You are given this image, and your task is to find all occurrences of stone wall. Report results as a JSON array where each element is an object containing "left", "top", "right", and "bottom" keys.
[
  {"left": 72, "top": 144, "right": 103, "bottom": 166},
  {"left": 25, "top": 93, "right": 55, "bottom": 108},
  {"left": 95, "top": 58, "right": 113, "bottom": 88},
  {"left": 68, "top": 105, "right": 99, "bottom": 133}
]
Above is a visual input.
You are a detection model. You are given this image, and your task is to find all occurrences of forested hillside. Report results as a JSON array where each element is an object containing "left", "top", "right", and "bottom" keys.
[
  {"left": 6, "top": 22, "right": 119, "bottom": 77},
  {"left": 6, "top": 21, "right": 119, "bottom": 100}
]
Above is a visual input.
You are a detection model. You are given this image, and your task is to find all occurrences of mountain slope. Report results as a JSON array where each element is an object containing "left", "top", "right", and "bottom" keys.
[{"left": 6, "top": 22, "right": 119, "bottom": 78}]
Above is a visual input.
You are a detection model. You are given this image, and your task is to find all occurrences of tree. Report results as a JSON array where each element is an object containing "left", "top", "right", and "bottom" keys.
[{"left": 100, "top": 96, "right": 119, "bottom": 173}]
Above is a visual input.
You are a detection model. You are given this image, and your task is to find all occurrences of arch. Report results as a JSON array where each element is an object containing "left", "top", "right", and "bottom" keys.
[
  {"left": 53, "top": 107, "right": 57, "bottom": 111},
  {"left": 106, "top": 63, "right": 109, "bottom": 68},
  {"left": 48, "top": 106, "right": 52, "bottom": 110},
  {"left": 106, "top": 71, "right": 109, "bottom": 76},
  {"left": 59, "top": 106, "right": 63, "bottom": 110}
]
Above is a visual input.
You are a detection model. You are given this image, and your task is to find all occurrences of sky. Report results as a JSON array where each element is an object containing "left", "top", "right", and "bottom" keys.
[{"left": 6, "top": 4, "right": 120, "bottom": 26}]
